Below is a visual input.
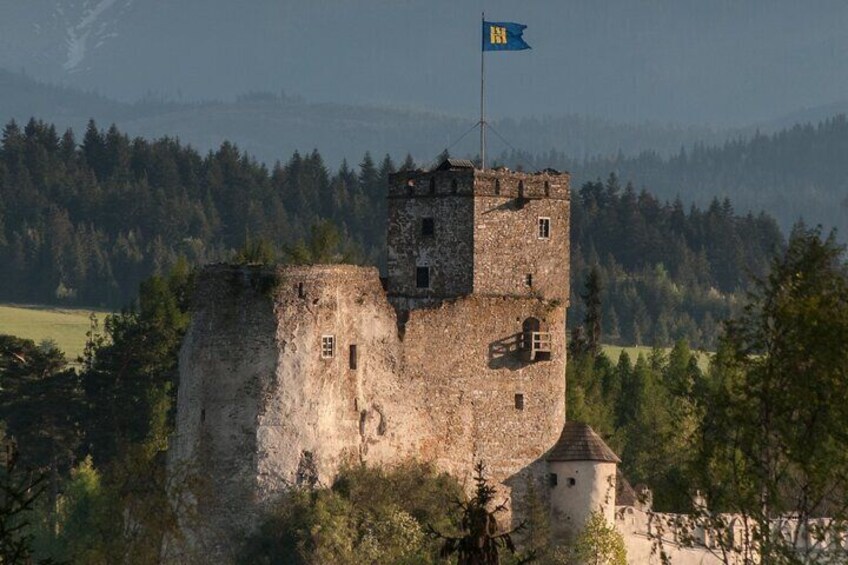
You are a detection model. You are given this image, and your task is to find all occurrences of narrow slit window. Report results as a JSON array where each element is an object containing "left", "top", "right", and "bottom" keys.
[
  {"left": 526, "top": 273, "right": 533, "bottom": 287},
  {"left": 416, "top": 266, "right": 431, "bottom": 289},
  {"left": 421, "top": 217, "right": 435, "bottom": 236},
  {"left": 544, "top": 181, "right": 551, "bottom": 197},
  {"left": 515, "top": 393, "right": 525, "bottom": 410},
  {"left": 321, "top": 335, "right": 335, "bottom": 359},
  {"left": 298, "top": 282, "right": 305, "bottom": 298},
  {"left": 538, "top": 217, "right": 551, "bottom": 239},
  {"left": 429, "top": 177, "right": 436, "bottom": 195},
  {"left": 494, "top": 179, "right": 501, "bottom": 195},
  {"left": 451, "top": 179, "right": 458, "bottom": 193},
  {"left": 201, "top": 409, "right": 206, "bottom": 423},
  {"left": 349, "top": 344, "right": 358, "bottom": 370}
]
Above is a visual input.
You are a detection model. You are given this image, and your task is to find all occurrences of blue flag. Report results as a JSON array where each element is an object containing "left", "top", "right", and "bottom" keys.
[{"left": 482, "top": 20, "right": 531, "bottom": 51}]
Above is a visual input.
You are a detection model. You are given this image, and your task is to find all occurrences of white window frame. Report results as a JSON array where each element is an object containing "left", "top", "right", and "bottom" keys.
[
  {"left": 321, "top": 335, "right": 335, "bottom": 359},
  {"left": 538, "top": 217, "right": 551, "bottom": 239}
]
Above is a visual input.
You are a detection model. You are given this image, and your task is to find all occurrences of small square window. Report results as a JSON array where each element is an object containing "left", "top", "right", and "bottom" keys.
[
  {"left": 538, "top": 217, "right": 551, "bottom": 239},
  {"left": 549, "top": 473, "right": 558, "bottom": 487},
  {"left": 421, "top": 218, "right": 435, "bottom": 236},
  {"left": 349, "top": 344, "right": 358, "bottom": 370},
  {"left": 567, "top": 477, "right": 576, "bottom": 487},
  {"left": 321, "top": 335, "right": 335, "bottom": 358},
  {"left": 416, "top": 266, "right": 430, "bottom": 289},
  {"left": 515, "top": 393, "right": 524, "bottom": 410}
]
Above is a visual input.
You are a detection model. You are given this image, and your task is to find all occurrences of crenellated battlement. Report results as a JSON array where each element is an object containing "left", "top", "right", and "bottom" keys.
[{"left": 388, "top": 161, "right": 569, "bottom": 200}]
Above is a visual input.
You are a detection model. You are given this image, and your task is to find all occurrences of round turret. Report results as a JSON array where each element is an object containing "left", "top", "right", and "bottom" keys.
[{"left": 547, "top": 421, "right": 620, "bottom": 540}]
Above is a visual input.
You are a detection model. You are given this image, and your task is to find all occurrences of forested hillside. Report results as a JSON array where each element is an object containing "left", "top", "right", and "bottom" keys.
[
  {"left": 568, "top": 175, "right": 783, "bottom": 348},
  {"left": 0, "top": 119, "right": 784, "bottom": 347},
  {"left": 502, "top": 115, "right": 848, "bottom": 238}
]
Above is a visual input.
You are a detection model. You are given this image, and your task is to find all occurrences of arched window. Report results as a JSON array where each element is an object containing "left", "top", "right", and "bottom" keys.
[{"left": 523, "top": 317, "right": 541, "bottom": 335}]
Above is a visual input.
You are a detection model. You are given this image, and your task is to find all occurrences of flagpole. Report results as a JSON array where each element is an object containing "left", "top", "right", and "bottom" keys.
[{"left": 480, "top": 11, "right": 486, "bottom": 170}]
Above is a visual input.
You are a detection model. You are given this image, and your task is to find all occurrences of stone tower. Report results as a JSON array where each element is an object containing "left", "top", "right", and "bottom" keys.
[
  {"left": 387, "top": 158, "right": 570, "bottom": 309},
  {"left": 167, "top": 160, "right": 571, "bottom": 562},
  {"left": 547, "top": 422, "right": 620, "bottom": 540}
]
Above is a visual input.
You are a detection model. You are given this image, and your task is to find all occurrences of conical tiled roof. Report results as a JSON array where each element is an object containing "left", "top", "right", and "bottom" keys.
[
  {"left": 547, "top": 421, "right": 621, "bottom": 463},
  {"left": 615, "top": 469, "right": 638, "bottom": 506}
]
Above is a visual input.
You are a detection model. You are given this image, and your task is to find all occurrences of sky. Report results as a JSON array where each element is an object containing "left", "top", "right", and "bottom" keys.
[{"left": 2, "top": 0, "right": 848, "bottom": 126}]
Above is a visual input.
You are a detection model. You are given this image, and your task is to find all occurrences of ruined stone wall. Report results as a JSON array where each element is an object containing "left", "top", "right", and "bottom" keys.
[
  {"left": 254, "top": 264, "right": 423, "bottom": 494},
  {"left": 169, "top": 266, "right": 282, "bottom": 557},
  {"left": 169, "top": 264, "right": 424, "bottom": 560},
  {"left": 171, "top": 265, "right": 568, "bottom": 560},
  {"left": 387, "top": 171, "right": 475, "bottom": 299},
  {"left": 472, "top": 172, "right": 570, "bottom": 302}
]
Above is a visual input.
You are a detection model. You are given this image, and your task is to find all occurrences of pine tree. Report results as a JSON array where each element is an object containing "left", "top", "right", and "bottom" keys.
[{"left": 582, "top": 267, "right": 603, "bottom": 356}]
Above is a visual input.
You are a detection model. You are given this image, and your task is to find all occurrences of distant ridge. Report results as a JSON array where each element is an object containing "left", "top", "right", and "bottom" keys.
[{"left": 0, "top": 68, "right": 731, "bottom": 167}]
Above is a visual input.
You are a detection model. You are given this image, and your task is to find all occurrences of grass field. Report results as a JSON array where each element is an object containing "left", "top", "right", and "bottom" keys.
[
  {"left": 0, "top": 304, "right": 108, "bottom": 361},
  {"left": 602, "top": 344, "right": 712, "bottom": 372},
  {"left": 0, "top": 303, "right": 712, "bottom": 370}
]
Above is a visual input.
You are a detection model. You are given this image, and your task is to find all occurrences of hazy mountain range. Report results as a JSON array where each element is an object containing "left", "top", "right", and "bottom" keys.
[
  {"left": 0, "top": 67, "right": 734, "bottom": 166},
  {"left": 4, "top": 0, "right": 848, "bottom": 126}
]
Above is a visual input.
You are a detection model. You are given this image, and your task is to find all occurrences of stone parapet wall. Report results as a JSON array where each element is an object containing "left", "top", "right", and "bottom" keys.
[{"left": 388, "top": 168, "right": 569, "bottom": 200}]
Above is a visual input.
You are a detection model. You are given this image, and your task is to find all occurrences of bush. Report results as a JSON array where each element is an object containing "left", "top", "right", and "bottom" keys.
[{"left": 238, "top": 461, "right": 462, "bottom": 564}]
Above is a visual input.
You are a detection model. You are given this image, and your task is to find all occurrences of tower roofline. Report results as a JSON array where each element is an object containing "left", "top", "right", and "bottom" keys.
[
  {"left": 548, "top": 421, "right": 621, "bottom": 463},
  {"left": 389, "top": 163, "right": 570, "bottom": 200}
]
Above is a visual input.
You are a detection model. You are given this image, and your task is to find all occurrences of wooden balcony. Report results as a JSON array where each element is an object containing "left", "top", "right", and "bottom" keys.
[{"left": 522, "top": 331, "right": 552, "bottom": 362}]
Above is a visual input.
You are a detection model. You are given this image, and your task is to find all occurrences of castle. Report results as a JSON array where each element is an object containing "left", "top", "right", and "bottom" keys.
[
  {"left": 166, "top": 158, "right": 848, "bottom": 564},
  {"left": 167, "top": 159, "right": 624, "bottom": 560}
]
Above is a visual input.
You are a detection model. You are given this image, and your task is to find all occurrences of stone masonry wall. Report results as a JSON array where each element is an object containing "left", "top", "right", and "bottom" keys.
[
  {"left": 387, "top": 170, "right": 476, "bottom": 300},
  {"left": 472, "top": 176, "right": 570, "bottom": 302},
  {"left": 170, "top": 265, "right": 567, "bottom": 559},
  {"left": 169, "top": 265, "right": 282, "bottom": 558},
  {"left": 399, "top": 295, "right": 567, "bottom": 521}
]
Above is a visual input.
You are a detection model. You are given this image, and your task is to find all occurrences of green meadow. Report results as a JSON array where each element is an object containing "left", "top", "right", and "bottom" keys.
[
  {"left": 0, "top": 304, "right": 107, "bottom": 362},
  {"left": 0, "top": 303, "right": 712, "bottom": 371},
  {"left": 602, "top": 344, "right": 712, "bottom": 372}
]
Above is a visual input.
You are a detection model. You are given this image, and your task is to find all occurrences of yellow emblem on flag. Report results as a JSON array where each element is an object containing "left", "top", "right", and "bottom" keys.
[{"left": 490, "top": 26, "right": 507, "bottom": 45}]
